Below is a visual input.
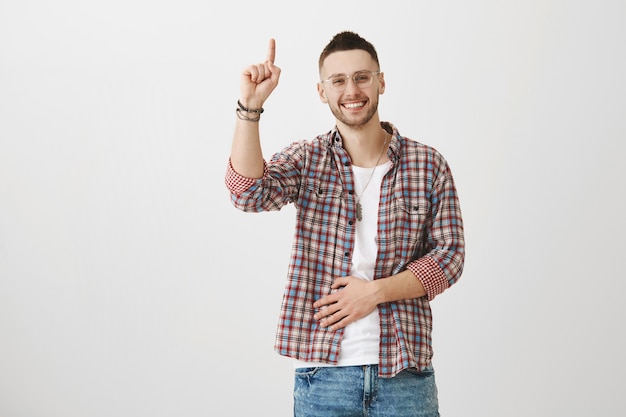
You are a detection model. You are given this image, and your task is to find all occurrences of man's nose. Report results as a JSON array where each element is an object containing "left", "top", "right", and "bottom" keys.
[{"left": 344, "top": 76, "right": 360, "bottom": 93}]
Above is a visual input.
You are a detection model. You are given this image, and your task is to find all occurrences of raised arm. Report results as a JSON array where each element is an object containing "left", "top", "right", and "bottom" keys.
[{"left": 230, "top": 38, "right": 281, "bottom": 179}]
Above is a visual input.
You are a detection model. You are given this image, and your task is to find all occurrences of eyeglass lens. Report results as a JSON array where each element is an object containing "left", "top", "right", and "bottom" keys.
[{"left": 329, "top": 71, "right": 375, "bottom": 91}]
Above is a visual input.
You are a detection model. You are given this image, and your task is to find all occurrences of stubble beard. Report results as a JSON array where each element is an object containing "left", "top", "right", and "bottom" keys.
[{"left": 330, "top": 95, "right": 379, "bottom": 129}]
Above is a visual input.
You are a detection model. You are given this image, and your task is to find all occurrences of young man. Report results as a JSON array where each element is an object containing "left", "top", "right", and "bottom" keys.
[{"left": 225, "top": 31, "right": 465, "bottom": 417}]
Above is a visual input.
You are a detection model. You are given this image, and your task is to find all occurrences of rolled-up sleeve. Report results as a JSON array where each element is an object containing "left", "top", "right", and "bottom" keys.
[
  {"left": 407, "top": 161, "right": 465, "bottom": 301},
  {"left": 224, "top": 158, "right": 263, "bottom": 196}
]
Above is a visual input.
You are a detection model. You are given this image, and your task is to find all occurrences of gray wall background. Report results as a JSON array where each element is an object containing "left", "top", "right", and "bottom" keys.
[{"left": 1, "top": 1, "right": 624, "bottom": 416}]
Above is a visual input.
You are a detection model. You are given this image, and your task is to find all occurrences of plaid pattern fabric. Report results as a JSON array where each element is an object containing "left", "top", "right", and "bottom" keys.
[{"left": 225, "top": 122, "right": 465, "bottom": 378}]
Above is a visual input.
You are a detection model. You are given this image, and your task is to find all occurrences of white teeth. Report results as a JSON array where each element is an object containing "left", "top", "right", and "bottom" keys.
[{"left": 344, "top": 102, "right": 365, "bottom": 109}]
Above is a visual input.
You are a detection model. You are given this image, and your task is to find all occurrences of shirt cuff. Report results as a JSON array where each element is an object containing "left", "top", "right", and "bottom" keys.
[
  {"left": 407, "top": 256, "right": 450, "bottom": 301},
  {"left": 225, "top": 158, "right": 263, "bottom": 195}
]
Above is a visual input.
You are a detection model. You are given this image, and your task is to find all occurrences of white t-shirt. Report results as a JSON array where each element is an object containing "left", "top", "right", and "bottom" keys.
[{"left": 294, "top": 160, "right": 392, "bottom": 369}]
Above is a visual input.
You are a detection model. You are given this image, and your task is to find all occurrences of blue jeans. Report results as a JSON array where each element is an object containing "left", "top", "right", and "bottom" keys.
[{"left": 293, "top": 365, "right": 440, "bottom": 417}]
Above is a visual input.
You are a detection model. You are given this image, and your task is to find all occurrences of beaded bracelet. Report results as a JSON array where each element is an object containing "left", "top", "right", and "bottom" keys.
[
  {"left": 236, "top": 108, "right": 261, "bottom": 122},
  {"left": 237, "top": 100, "right": 264, "bottom": 114}
]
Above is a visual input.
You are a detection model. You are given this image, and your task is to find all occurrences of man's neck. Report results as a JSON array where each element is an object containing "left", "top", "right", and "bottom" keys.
[{"left": 338, "top": 120, "right": 389, "bottom": 168}]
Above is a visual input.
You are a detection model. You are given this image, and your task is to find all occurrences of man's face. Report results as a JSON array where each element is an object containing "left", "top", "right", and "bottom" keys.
[{"left": 317, "top": 50, "right": 385, "bottom": 129}]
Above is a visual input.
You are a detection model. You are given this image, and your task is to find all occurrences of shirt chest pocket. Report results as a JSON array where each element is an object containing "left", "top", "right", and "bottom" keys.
[
  {"left": 399, "top": 197, "right": 429, "bottom": 218},
  {"left": 298, "top": 179, "right": 345, "bottom": 224},
  {"left": 302, "top": 177, "right": 345, "bottom": 199},
  {"left": 392, "top": 196, "right": 431, "bottom": 254}
]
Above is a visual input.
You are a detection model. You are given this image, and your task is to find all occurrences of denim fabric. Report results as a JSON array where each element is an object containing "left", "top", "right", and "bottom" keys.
[{"left": 293, "top": 365, "right": 439, "bottom": 417}]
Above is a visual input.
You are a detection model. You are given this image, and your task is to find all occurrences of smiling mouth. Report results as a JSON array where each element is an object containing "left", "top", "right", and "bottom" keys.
[{"left": 343, "top": 101, "right": 366, "bottom": 109}]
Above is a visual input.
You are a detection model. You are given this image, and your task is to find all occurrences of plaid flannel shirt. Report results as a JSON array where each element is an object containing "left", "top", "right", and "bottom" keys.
[{"left": 225, "top": 122, "right": 465, "bottom": 377}]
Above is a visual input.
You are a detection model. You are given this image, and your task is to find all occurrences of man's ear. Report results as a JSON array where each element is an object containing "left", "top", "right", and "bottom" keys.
[
  {"left": 317, "top": 83, "right": 328, "bottom": 103},
  {"left": 379, "top": 72, "right": 386, "bottom": 94}
]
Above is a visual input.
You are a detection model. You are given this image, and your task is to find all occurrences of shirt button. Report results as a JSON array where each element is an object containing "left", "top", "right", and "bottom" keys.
[{"left": 344, "top": 252, "right": 350, "bottom": 257}]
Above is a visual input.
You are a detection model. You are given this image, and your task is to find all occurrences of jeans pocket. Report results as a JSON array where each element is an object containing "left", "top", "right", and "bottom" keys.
[
  {"left": 403, "top": 364, "right": 435, "bottom": 378},
  {"left": 294, "top": 367, "right": 320, "bottom": 376}
]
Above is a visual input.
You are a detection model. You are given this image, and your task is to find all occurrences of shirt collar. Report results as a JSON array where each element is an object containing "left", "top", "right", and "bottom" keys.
[{"left": 325, "top": 121, "right": 402, "bottom": 165}]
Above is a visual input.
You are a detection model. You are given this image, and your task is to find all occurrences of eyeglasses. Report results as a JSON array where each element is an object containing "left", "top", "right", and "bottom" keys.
[{"left": 320, "top": 70, "right": 381, "bottom": 92}]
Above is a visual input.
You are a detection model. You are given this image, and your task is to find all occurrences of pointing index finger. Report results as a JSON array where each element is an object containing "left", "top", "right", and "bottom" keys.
[{"left": 266, "top": 38, "right": 276, "bottom": 63}]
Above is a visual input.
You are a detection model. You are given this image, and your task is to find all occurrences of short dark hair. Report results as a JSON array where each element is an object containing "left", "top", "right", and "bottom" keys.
[{"left": 318, "top": 31, "right": 380, "bottom": 71}]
